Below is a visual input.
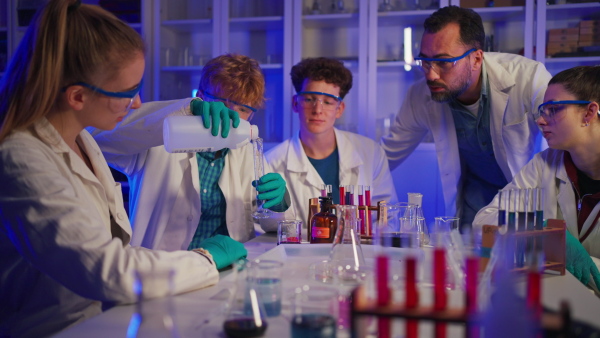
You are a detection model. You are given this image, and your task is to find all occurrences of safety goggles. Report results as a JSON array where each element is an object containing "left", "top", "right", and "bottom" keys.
[
  {"left": 534, "top": 100, "right": 592, "bottom": 122},
  {"left": 66, "top": 80, "right": 143, "bottom": 113},
  {"left": 202, "top": 91, "right": 257, "bottom": 121},
  {"left": 295, "top": 91, "right": 342, "bottom": 112},
  {"left": 415, "top": 48, "right": 476, "bottom": 74}
]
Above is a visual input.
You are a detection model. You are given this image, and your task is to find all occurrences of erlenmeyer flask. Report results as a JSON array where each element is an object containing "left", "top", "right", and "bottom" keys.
[
  {"left": 332, "top": 205, "right": 357, "bottom": 245},
  {"left": 407, "top": 192, "right": 430, "bottom": 245},
  {"left": 127, "top": 269, "right": 179, "bottom": 338},
  {"left": 223, "top": 260, "right": 269, "bottom": 338},
  {"left": 330, "top": 216, "right": 367, "bottom": 287}
]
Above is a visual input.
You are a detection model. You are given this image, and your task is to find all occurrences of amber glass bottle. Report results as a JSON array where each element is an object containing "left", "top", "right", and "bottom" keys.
[{"left": 310, "top": 196, "right": 337, "bottom": 244}]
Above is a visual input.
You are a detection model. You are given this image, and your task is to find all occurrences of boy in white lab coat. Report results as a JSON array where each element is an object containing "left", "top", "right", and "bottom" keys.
[
  {"left": 266, "top": 57, "right": 398, "bottom": 232},
  {"left": 92, "top": 54, "right": 290, "bottom": 251}
]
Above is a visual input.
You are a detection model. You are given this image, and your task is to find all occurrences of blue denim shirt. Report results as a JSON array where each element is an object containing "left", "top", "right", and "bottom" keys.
[{"left": 449, "top": 64, "right": 508, "bottom": 229}]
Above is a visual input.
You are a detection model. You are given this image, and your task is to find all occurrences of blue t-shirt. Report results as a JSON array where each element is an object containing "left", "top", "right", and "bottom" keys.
[{"left": 308, "top": 148, "right": 340, "bottom": 204}]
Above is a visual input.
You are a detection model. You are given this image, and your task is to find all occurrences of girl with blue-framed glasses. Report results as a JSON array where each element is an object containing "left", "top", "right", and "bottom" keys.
[{"left": 473, "top": 65, "right": 600, "bottom": 292}]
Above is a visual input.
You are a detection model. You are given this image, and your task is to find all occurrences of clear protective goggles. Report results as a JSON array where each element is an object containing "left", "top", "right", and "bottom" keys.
[
  {"left": 201, "top": 91, "right": 257, "bottom": 121},
  {"left": 295, "top": 91, "right": 342, "bottom": 112},
  {"left": 534, "top": 100, "right": 592, "bottom": 122},
  {"left": 415, "top": 48, "right": 476, "bottom": 74}
]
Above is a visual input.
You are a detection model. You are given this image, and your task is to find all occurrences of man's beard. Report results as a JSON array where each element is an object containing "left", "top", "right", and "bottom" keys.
[{"left": 428, "top": 67, "right": 472, "bottom": 103}]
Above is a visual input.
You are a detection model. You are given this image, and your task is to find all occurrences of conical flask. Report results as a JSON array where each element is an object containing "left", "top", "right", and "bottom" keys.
[
  {"left": 407, "top": 192, "right": 429, "bottom": 245},
  {"left": 330, "top": 206, "right": 367, "bottom": 286},
  {"left": 222, "top": 260, "right": 269, "bottom": 338}
]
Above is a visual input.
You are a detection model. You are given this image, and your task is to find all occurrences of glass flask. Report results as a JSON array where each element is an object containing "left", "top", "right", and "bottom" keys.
[
  {"left": 407, "top": 192, "right": 430, "bottom": 245},
  {"left": 126, "top": 269, "right": 180, "bottom": 338},
  {"left": 222, "top": 260, "right": 269, "bottom": 338},
  {"left": 330, "top": 207, "right": 366, "bottom": 287},
  {"left": 291, "top": 285, "right": 339, "bottom": 338}
]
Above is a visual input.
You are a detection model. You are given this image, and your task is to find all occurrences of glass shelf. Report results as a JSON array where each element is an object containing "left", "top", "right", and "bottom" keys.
[{"left": 161, "top": 19, "right": 212, "bottom": 32}]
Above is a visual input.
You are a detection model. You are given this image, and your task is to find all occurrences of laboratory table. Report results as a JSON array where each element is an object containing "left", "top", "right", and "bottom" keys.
[{"left": 55, "top": 233, "right": 600, "bottom": 337}]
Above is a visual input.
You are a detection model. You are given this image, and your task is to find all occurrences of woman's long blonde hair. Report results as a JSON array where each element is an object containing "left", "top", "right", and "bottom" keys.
[{"left": 0, "top": 0, "right": 145, "bottom": 143}]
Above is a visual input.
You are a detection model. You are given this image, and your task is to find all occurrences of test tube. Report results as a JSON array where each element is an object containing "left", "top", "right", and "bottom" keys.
[
  {"left": 251, "top": 138, "right": 272, "bottom": 219},
  {"left": 376, "top": 254, "right": 391, "bottom": 338},
  {"left": 526, "top": 248, "right": 544, "bottom": 331},
  {"left": 507, "top": 189, "right": 516, "bottom": 233},
  {"left": 515, "top": 189, "right": 525, "bottom": 268},
  {"left": 365, "top": 186, "right": 371, "bottom": 235},
  {"left": 339, "top": 185, "right": 346, "bottom": 205},
  {"left": 433, "top": 227, "right": 447, "bottom": 338},
  {"left": 326, "top": 184, "right": 333, "bottom": 198},
  {"left": 405, "top": 257, "right": 419, "bottom": 338},
  {"left": 465, "top": 253, "right": 480, "bottom": 338},
  {"left": 348, "top": 185, "right": 354, "bottom": 206},
  {"left": 320, "top": 184, "right": 327, "bottom": 197},
  {"left": 358, "top": 185, "right": 365, "bottom": 235},
  {"left": 534, "top": 188, "right": 544, "bottom": 230},
  {"left": 497, "top": 190, "right": 506, "bottom": 226}
]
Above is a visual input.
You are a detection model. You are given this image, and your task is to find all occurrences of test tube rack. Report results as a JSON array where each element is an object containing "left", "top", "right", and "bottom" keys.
[
  {"left": 348, "top": 284, "right": 572, "bottom": 338},
  {"left": 480, "top": 219, "right": 566, "bottom": 275}
]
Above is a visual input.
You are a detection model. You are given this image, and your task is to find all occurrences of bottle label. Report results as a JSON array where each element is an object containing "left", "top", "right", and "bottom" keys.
[{"left": 312, "top": 227, "right": 330, "bottom": 238}]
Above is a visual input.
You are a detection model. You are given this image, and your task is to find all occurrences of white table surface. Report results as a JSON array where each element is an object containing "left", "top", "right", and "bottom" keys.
[{"left": 55, "top": 233, "right": 600, "bottom": 337}]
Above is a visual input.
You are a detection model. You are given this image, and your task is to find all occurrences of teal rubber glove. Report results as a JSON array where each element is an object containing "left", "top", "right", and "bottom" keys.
[
  {"left": 199, "top": 235, "right": 247, "bottom": 270},
  {"left": 252, "top": 173, "right": 288, "bottom": 211},
  {"left": 190, "top": 99, "right": 240, "bottom": 138},
  {"left": 565, "top": 230, "right": 600, "bottom": 288}
]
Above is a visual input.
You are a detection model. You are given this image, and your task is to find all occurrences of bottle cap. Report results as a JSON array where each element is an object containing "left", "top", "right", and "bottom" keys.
[
  {"left": 408, "top": 192, "right": 423, "bottom": 207},
  {"left": 250, "top": 125, "right": 259, "bottom": 140}
]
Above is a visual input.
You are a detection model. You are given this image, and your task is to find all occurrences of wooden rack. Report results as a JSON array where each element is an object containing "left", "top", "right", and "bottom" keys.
[{"left": 480, "top": 219, "right": 566, "bottom": 275}]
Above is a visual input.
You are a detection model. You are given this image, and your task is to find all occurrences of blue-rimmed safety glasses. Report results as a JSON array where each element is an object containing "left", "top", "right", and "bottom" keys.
[
  {"left": 66, "top": 80, "right": 143, "bottom": 113},
  {"left": 201, "top": 91, "right": 257, "bottom": 121},
  {"left": 295, "top": 91, "right": 342, "bottom": 112},
  {"left": 534, "top": 100, "right": 592, "bottom": 122},
  {"left": 415, "top": 48, "right": 477, "bottom": 74}
]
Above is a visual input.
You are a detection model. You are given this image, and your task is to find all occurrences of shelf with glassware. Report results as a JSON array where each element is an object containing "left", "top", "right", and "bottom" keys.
[{"left": 535, "top": 1, "right": 600, "bottom": 74}]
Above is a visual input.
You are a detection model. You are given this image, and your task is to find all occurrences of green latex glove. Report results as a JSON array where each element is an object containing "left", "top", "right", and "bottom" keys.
[
  {"left": 190, "top": 99, "right": 240, "bottom": 138},
  {"left": 565, "top": 230, "right": 600, "bottom": 288},
  {"left": 199, "top": 235, "right": 247, "bottom": 270},
  {"left": 252, "top": 173, "right": 288, "bottom": 211}
]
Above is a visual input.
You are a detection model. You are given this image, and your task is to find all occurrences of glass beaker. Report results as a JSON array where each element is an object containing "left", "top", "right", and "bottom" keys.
[
  {"left": 291, "top": 285, "right": 339, "bottom": 338},
  {"left": 223, "top": 260, "right": 269, "bottom": 337},
  {"left": 251, "top": 138, "right": 272, "bottom": 219},
  {"left": 247, "top": 259, "right": 284, "bottom": 317},
  {"left": 127, "top": 269, "right": 179, "bottom": 338}
]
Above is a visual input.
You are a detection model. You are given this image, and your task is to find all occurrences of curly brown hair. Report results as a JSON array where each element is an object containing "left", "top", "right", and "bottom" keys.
[
  {"left": 290, "top": 57, "right": 353, "bottom": 99},
  {"left": 197, "top": 53, "right": 265, "bottom": 109}
]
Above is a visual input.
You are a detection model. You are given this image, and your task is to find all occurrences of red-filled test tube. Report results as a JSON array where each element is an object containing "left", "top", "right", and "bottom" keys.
[
  {"left": 434, "top": 248, "right": 447, "bottom": 338},
  {"left": 365, "top": 186, "right": 371, "bottom": 235},
  {"left": 358, "top": 185, "right": 365, "bottom": 235},
  {"left": 376, "top": 255, "right": 391, "bottom": 338},
  {"left": 406, "top": 257, "right": 418, "bottom": 338},
  {"left": 527, "top": 271, "right": 541, "bottom": 322},
  {"left": 465, "top": 256, "right": 480, "bottom": 338},
  {"left": 339, "top": 185, "right": 345, "bottom": 205}
]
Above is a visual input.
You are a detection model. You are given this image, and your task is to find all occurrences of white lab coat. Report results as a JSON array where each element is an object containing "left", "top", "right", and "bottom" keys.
[
  {"left": 473, "top": 149, "right": 600, "bottom": 270},
  {"left": 381, "top": 52, "right": 551, "bottom": 218},
  {"left": 0, "top": 119, "right": 218, "bottom": 338},
  {"left": 91, "top": 99, "right": 287, "bottom": 250},
  {"left": 266, "top": 128, "right": 398, "bottom": 230}
]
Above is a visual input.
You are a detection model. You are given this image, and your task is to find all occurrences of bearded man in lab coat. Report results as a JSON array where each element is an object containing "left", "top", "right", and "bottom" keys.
[
  {"left": 380, "top": 6, "right": 552, "bottom": 230},
  {"left": 92, "top": 54, "right": 291, "bottom": 251},
  {"left": 266, "top": 57, "right": 398, "bottom": 234}
]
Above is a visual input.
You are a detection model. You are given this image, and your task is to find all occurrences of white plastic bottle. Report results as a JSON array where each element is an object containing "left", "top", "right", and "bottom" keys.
[{"left": 163, "top": 115, "right": 259, "bottom": 153}]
